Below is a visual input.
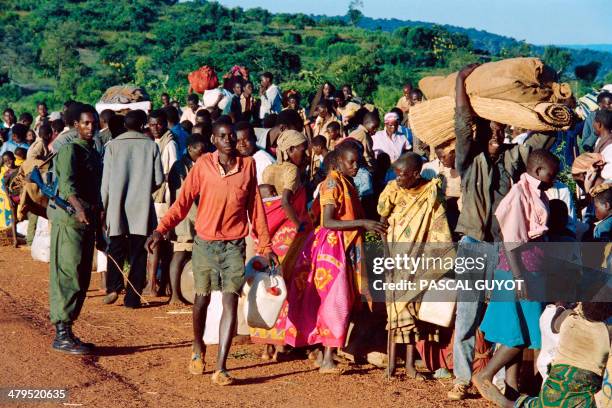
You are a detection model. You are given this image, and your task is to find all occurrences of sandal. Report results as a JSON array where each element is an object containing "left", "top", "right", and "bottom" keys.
[
  {"left": 211, "top": 370, "right": 235, "bottom": 386},
  {"left": 406, "top": 371, "right": 427, "bottom": 381},
  {"left": 188, "top": 352, "right": 204, "bottom": 375},
  {"left": 307, "top": 349, "right": 321, "bottom": 361},
  {"left": 318, "top": 366, "right": 345, "bottom": 375}
]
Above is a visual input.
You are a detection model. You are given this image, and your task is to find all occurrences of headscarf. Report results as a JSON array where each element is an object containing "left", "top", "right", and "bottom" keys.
[
  {"left": 384, "top": 112, "right": 400, "bottom": 124},
  {"left": 276, "top": 130, "right": 307, "bottom": 163},
  {"left": 591, "top": 182, "right": 612, "bottom": 197},
  {"left": 225, "top": 65, "right": 249, "bottom": 80}
]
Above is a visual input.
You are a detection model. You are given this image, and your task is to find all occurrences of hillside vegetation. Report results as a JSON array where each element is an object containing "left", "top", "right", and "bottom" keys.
[{"left": 1, "top": 0, "right": 610, "bottom": 114}]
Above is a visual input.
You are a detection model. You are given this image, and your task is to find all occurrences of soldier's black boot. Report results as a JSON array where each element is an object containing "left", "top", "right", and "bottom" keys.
[
  {"left": 52, "top": 322, "right": 92, "bottom": 355},
  {"left": 65, "top": 323, "right": 95, "bottom": 350}
]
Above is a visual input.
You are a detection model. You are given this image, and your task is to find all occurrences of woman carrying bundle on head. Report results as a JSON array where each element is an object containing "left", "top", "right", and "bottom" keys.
[{"left": 249, "top": 130, "right": 312, "bottom": 357}]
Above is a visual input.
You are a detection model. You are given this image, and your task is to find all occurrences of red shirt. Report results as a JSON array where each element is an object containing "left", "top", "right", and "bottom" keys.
[{"left": 156, "top": 151, "right": 272, "bottom": 254}]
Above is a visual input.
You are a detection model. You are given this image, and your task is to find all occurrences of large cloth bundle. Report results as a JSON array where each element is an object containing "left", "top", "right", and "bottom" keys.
[
  {"left": 571, "top": 152, "right": 604, "bottom": 176},
  {"left": 99, "top": 85, "right": 149, "bottom": 103},
  {"left": 202, "top": 88, "right": 232, "bottom": 110},
  {"left": 411, "top": 58, "right": 573, "bottom": 147},
  {"left": 470, "top": 97, "right": 573, "bottom": 130},
  {"left": 408, "top": 96, "right": 455, "bottom": 148},
  {"left": 188, "top": 65, "right": 219, "bottom": 94},
  {"left": 96, "top": 85, "right": 151, "bottom": 113},
  {"left": 15, "top": 158, "right": 51, "bottom": 221},
  {"left": 419, "top": 57, "right": 570, "bottom": 103}
]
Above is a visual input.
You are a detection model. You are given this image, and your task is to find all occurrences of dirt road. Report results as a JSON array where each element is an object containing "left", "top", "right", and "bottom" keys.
[{"left": 0, "top": 246, "right": 490, "bottom": 407}]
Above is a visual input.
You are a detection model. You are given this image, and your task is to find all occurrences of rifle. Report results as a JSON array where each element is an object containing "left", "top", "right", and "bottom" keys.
[{"left": 29, "top": 165, "right": 76, "bottom": 215}]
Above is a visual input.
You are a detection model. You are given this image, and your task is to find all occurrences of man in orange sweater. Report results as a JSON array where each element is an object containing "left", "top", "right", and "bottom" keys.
[{"left": 146, "top": 122, "right": 278, "bottom": 386}]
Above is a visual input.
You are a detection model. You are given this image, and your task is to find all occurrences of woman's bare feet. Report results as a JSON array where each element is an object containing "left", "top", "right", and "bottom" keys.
[
  {"left": 473, "top": 373, "right": 514, "bottom": 408},
  {"left": 169, "top": 296, "right": 188, "bottom": 305},
  {"left": 261, "top": 344, "right": 275, "bottom": 361},
  {"left": 143, "top": 281, "right": 159, "bottom": 297}
]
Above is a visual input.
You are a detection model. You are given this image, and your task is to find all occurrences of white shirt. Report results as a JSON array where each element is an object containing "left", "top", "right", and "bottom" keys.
[
  {"left": 537, "top": 305, "right": 561, "bottom": 382},
  {"left": 372, "top": 130, "right": 411, "bottom": 162},
  {"left": 596, "top": 139, "right": 612, "bottom": 180},
  {"left": 180, "top": 107, "right": 203, "bottom": 125},
  {"left": 253, "top": 149, "right": 275, "bottom": 185},
  {"left": 254, "top": 128, "right": 270, "bottom": 150},
  {"left": 155, "top": 138, "right": 178, "bottom": 175},
  {"left": 155, "top": 137, "right": 178, "bottom": 209},
  {"left": 259, "top": 84, "right": 282, "bottom": 119}
]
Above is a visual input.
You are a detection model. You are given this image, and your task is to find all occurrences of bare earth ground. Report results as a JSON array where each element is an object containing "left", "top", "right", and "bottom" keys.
[{"left": 0, "top": 246, "right": 492, "bottom": 408}]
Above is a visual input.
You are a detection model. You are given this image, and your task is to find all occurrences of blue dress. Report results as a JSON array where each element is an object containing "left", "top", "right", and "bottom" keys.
[{"left": 480, "top": 269, "right": 543, "bottom": 349}]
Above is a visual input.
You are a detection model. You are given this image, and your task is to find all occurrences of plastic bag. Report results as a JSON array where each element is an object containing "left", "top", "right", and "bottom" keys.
[
  {"left": 31, "top": 217, "right": 50, "bottom": 263},
  {"left": 188, "top": 65, "right": 219, "bottom": 94}
]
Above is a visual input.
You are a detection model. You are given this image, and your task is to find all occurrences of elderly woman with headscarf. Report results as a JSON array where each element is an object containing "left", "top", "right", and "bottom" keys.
[
  {"left": 372, "top": 112, "right": 412, "bottom": 163},
  {"left": 250, "top": 130, "right": 313, "bottom": 355}
]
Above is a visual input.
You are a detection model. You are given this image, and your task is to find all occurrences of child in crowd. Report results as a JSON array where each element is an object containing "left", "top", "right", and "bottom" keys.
[
  {"left": 593, "top": 110, "right": 612, "bottom": 181},
  {"left": 25, "top": 129, "right": 36, "bottom": 146},
  {"left": 167, "top": 134, "right": 208, "bottom": 305},
  {"left": 310, "top": 135, "right": 328, "bottom": 181},
  {"left": 0, "top": 123, "right": 29, "bottom": 154},
  {"left": 1, "top": 151, "right": 17, "bottom": 179},
  {"left": 547, "top": 199, "right": 577, "bottom": 242},
  {"left": 326, "top": 121, "right": 342, "bottom": 151},
  {"left": 514, "top": 302, "right": 612, "bottom": 408},
  {"left": 284, "top": 92, "right": 310, "bottom": 131},
  {"left": 14, "top": 147, "right": 26, "bottom": 166},
  {"left": 475, "top": 149, "right": 561, "bottom": 405},
  {"left": 378, "top": 152, "right": 452, "bottom": 379},
  {"left": 312, "top": 101, "right": 340, "bottom": 142},
  {"left": 592, "top": 183, "right": 612, "bottom": 242},
  {"left": 258, "top": 184, "right": 278, "bottom": 199},
  {"left": 421, "top": 139, "right": 461, "bottom": 235},
  {"left": 311, "top": 150, "right": 338, "bottom": 205},
  {"left": 0, "top": 151, "right": 18, "bottom": 228}
]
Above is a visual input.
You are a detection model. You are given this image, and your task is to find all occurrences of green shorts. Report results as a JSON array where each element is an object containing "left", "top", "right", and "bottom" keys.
[{"left": 192, "top": 237, "right": 246, "bottom": 295}]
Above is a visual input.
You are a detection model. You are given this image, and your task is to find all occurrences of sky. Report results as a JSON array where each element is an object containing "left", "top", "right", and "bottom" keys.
[{"left": 215, "top": 0, "right": 612, "bottom": 46}]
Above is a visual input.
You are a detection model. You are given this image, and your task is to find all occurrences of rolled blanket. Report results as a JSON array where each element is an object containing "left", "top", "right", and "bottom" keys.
[
  {"left": 419, "top": 57, "right": 570, "bottom": 105},
  {"left": 551, "top": 82, "right": 573, "bottom": 101},
  {"left": 533, "top": 102, "right": 574, "bottom": 127},
  {"left": 470, "top": 96, "right": 572, "bottom": 131},
  {"left": 99, "top": 85, "right": 149, "bottom": 104},
  {"left": 95, "top": 101, "right": 151, "bottom": 113},
  {"left": 571, "top": 152, "right": 604, "bottom": 175},
  {"left": 407, "top": 96, "right": 456, "bottom": 148}
]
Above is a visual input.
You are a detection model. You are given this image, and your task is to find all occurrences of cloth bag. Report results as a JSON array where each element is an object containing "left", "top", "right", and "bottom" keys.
[
  {"left": 188, "top": 65, "right": 219, "bottom": 94},
  {"left": 417, "top": 278, "right": 457, "bottom": 327},
  {"left": 31, "top": 217, "right": 50, "bottom": 263}
]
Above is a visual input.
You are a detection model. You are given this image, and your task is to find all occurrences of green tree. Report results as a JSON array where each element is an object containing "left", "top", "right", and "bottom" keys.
[
  {"left": 40, "top": 21, "right": 82, "bottom": 80},
  {"left": 542, "top": 46, "right": 572, "bottom": 76},
  {"left": 499, "top": 41, "right": 532, "bottom": 58},
  {"left": 347, "top": 0, "right": 364, "bottom": 26},
  {"left": 574, "top": 61, "right": 601, "bottom": 84}
]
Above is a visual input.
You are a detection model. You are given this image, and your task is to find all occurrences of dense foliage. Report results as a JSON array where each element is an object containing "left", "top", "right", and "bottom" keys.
[{"left": 0, "top": 0, "right": 609, "bottom": 115}]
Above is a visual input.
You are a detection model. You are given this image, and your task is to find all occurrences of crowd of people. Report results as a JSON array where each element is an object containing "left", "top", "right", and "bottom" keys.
[{"left": 1, "top": 63, "right": 611, "bottom": 407}]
